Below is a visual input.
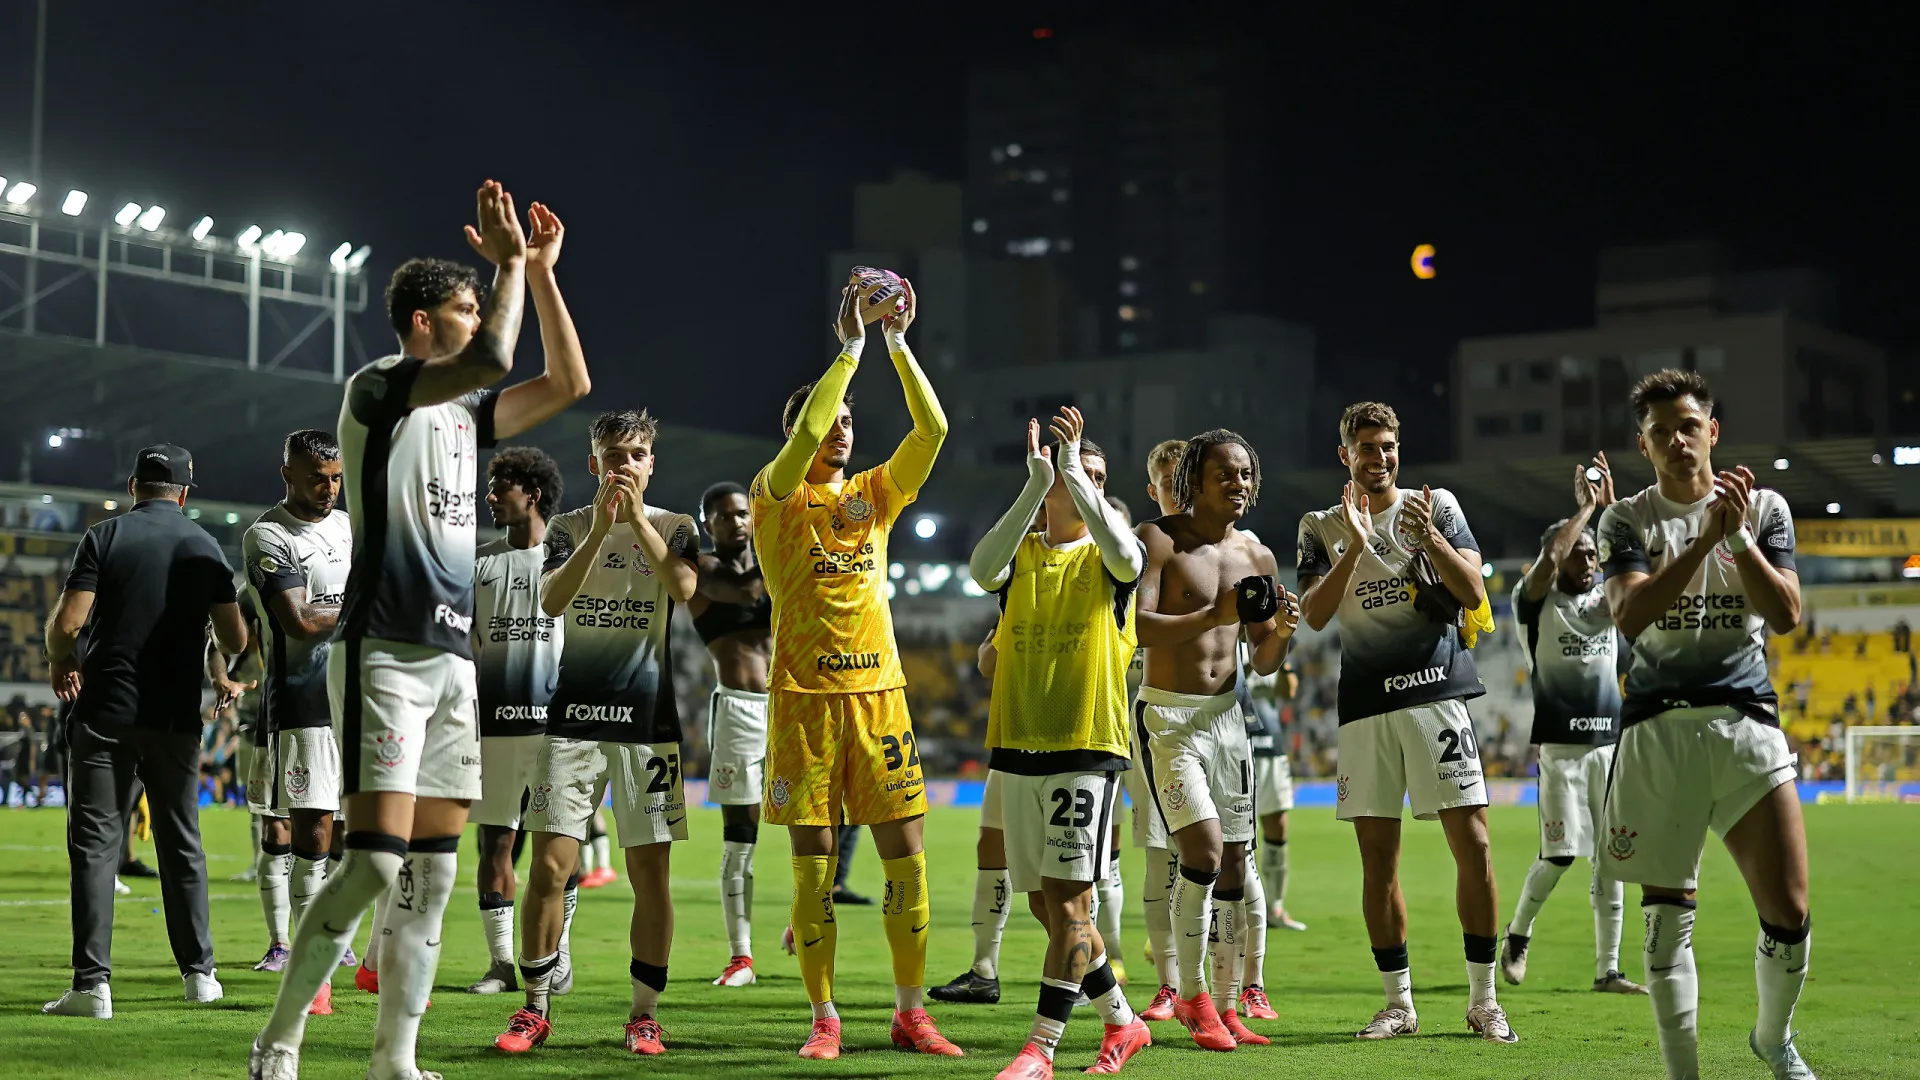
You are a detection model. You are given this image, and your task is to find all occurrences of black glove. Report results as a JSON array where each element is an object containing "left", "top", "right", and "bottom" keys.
[{"left": 1234, "top": 574, "right": 1280, "bottom": 625}]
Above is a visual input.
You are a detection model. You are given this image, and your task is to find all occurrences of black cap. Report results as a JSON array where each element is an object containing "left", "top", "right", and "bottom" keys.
[{"left": 131, "top": 444, "right": 194, "bottom": 487}]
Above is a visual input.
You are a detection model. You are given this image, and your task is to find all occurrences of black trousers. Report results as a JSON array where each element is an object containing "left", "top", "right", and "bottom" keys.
[{"left": 64, "top": 718, "right": 214, "bottom": 990}]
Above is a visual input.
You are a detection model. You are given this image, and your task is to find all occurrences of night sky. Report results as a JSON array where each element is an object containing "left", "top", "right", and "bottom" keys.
[{"left": 3, "top": 4, "right": 1914, "bottom": 448}]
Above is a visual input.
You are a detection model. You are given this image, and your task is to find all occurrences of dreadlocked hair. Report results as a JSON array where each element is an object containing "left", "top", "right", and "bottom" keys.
[{"left": 1172, "top": 428, "right": 1261, "bottom": 513}]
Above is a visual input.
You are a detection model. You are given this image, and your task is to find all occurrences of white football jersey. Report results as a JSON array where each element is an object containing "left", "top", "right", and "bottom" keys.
[
  {"left": 1297, "top": 487, "right": 1486, "bottom": 723},
  {"left": 1597, "top": 485, "right": 1795, "bottom": 725}
]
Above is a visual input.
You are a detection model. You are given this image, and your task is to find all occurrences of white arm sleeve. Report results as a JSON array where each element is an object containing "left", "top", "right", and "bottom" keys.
[
  {"left": 969, "top": 453, "right": 1053, "bottom": 593},
  {"left": 1058, "top": 441, "right": 1144, "bottom": 582}
]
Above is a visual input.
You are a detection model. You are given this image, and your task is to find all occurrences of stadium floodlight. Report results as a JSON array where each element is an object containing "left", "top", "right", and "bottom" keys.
[
  {"left": 1480, "top": 562, "right": 1495, "bottom": 579},
  {"left": 329, "top": 242, "right": 352, "bottom": 269},
  {"left": 137, "top": 205, "right": 166, "bottom": 231},
  {"left": 1895, "top": 446, "right": 1920, "bottom": 466},
  {"left": 1772, "top": 457, "right": 1789, "bottom": 471},
  {"left": 235, "top": 224, "right": 261, "bottom": 249},
  {"left": 346, "top": 245, "right": 372, "bottom": 270},
  {"left": 46, "top": 433, "right": 62, "bottom": 448},
  {"left": 913, "top": 516, "right": 938, "bottom": 539},
  {"left": 1827, "top": 502, "right": 1842, "bottom": 514},
  {"left": 61, "top": 189, "right": 88, "bottom": 215},
  {"left": 5, "top": 181, "right": 38, "bottom": 204},
  {"left": 260, "top": 230, "right": 306, "bottom": 260},
  {"left": 191, "top": 216, "right": 215, "bottom": 242},
  {"left": 114, "top": 202, "right": 142, "bottom": 227}
]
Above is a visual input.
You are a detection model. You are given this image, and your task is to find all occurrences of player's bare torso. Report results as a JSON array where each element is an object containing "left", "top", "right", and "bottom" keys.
[{"left": 1143, "top": 515, "right": 1272, "bottom": 696}]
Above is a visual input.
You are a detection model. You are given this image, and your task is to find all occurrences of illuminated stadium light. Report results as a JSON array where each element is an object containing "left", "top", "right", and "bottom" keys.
[
  {"left": 1480, "top": 562, "right": 1495, "bottom": 579},
  {"left": 346, "top": 245, "right": 372, "bottom": 270},
  {"left": 192, "top": 216, "right": 215, "bottom": 242},
  {"left": 889, "top": 562, "right": 905, "bottom": 580},
  {"left": 114, "top": 201, "right": 142, "bottom": 227},
  {"left": 137, "top": 205, "right": 166, "bottom": 231},
  {"left": 235, "top": 224, "right": 262, "bottom": 249},
  {"left": 61, "top": 189, "right": 87, "bottom": 215},
  {"left": 225, "top": 512, "right": 241, "bottom": 525},
  {"left": 884, "top": 581, "right": 897, "bottom": 600},
  {"left": 102, "top": 500, "right": 117, "bottom": 511},
  {"left": 329, "top": 242, "right": 353, "bottom": 269},
  {"left": 1894, "top": 446, "right": 1920, "bottom": 466},
  {"left": 1772, "top": 457, "right": 1790, "bottom": 471},
  {"left": 904, "top": 580, "right": 923, "bottom": 595},
  {"left": 46, "top": 433, "right": 62, "bottom": 448},
  {"left": 913, "top": 516, "right": 938, "bottom": 540},
  {"left": 260, "top": 230, "right": 307, "bottom": 260},
  {"left": 961, "top": 577, "right": 989, "bottom": 598},
  {"left": 1826, "top": 502, "right": 1842, "bottom": 515},
  {"left": 918, "top": 563, "right": 953, "bottom": 591},
  {"left": 5, "top": 181, "right": 38, "bottom": 204}
]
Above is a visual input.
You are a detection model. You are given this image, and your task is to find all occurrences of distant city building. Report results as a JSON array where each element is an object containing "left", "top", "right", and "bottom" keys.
[
  {"left": 964, "top": 39, "right": 1271, "bottom": 357},
  {"left": 1452, "top": 241, "right": 1889, "bottom": 461}
]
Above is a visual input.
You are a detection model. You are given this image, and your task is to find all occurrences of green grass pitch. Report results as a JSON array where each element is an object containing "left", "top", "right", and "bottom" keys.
[{"left": 3, "top": 803, "right": 1916, "bottom": 1078}]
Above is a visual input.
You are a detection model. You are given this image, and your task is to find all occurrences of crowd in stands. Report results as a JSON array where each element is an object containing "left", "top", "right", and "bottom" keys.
[{"left": 13, "top": 551, "right": 1920, "bottom": 804}]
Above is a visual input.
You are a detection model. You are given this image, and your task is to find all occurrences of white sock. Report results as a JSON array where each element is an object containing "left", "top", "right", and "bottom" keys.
[
  {"left": 1467, "top": 958, "right": 1498, "bottom": 1007},
  {"left": 971, "top": 866, "right": 1011, "bottom": 979},
  {"left": 1083, "top": 953, "right": 1135, "bottom": 1026},
  {"left": 1645, "top": 901, "right": 1700, "bottom": 1080},
  {"left": 259, "top": 846, "right": 291, "bottom": 946},
  {"left": 895, "top": 984, "right": 923, "bottom": 1013},
  {"left": 480, "top": 895, "right": 516, "bottom": 966},
  {"left": 258, "top": 842, "right": 403, "bottom": 1052},
  {"left": 290, "top": 852, "right": 330, "bottom": 930},
  {"left": 811, "top": 999, "right": 838, "bottom": 1021},
  {"left": 578, "top": 833, "right": 596, "bottom": 875},
  {"left": 1170, "top": 867, "right": 1215, "bottom": 1000},
  {"left": 1381, "top": 967, "right": 1413, "bottom": 1011},
  {"left": 1593, "top": 868, "right": 1625, "bottom": 978},
  {"left": 1095, "top": 856, "right": 1125, "bottom": 965},
  {"left": 1142, "top": 847, "right": 1177, "bottom": 987},
  {"left": 1208, "top": 889, "right": 1243, "bottom": 1014},
  {"left": 560, "top": 878, "right": 579, "bottom": 959},
  {"left": 249, "top": 814, "right": 264, "bottom": 860},
  {"left": 631, "top": 960, "right": 667, "bottom": 1018},
  {"left": 1754, "top": 918, "right": 1811, "bottom": 1047},
  {"left": 1030, "top": 977, "right": 1078, "bottom": 1060},
  {"left": 1510, "top": 857, "right": 1571, "bottom": 939},
  {"left": 1240, "top": 851, "right": 1268, "bottom": 988},
  {"left": 1259, "top": 838, "right": 1289, "bottom": 911},
  {"left": 519, "top": 949, "right": 560, "bottom": 1017},
  {"left": 591, "top": 833, "right": 613, "bottom": 874},
  {"left": 362, "top": 887, "right": 390, "bottom": 972},
  {"left": 370, "top": 843, "right": 457, "bottom": 1080},
  {"left": 720, "top": 840, "right": 755, "bottom": 958}
]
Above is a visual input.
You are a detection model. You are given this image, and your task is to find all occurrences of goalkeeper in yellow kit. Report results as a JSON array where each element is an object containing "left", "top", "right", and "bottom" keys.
[{"left": 749, "top": 278, "right": 955, "bottom": 1060}]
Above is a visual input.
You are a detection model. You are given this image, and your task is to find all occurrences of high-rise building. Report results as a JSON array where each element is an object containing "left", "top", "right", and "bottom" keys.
[{"left": 965, "top": 37, "right": 1270, "bottom": 357}]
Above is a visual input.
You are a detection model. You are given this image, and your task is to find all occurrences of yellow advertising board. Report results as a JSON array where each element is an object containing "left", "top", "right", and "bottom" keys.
[{"left": 1796, "top": 519, "right": 1920, "bottom": 558}]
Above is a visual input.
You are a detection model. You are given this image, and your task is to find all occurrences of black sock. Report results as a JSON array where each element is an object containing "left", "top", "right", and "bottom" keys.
[
  {"left": 1372, "top": 943, "right": 1410, "bottom": 972},
  {"left": 1464, "top": 933, "right": 1498, "bottom": 965}
]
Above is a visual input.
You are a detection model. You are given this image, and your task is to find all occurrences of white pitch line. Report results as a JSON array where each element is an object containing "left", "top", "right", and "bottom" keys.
[{"left": 0, "top": 891, "right": 257, "bottom": 908}]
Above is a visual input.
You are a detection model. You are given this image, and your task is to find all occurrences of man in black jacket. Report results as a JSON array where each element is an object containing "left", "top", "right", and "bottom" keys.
[{"left": 41, "top": 444, "right": 249, "bottom": 1019}]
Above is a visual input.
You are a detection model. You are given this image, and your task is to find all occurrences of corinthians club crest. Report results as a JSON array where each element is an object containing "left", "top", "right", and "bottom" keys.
[
  {"left": 285, "top": 765, "right": 311, "bottom": 797},
  {"left": 839, "top": 493, "right": 874, "bottom": 523},
  {"left": 770, "top": 776, "right": 791, "bottom": 809},
  {"left": 373, "top": 732, "right": 405, "bottom": 768},
  {"left": 1607, "top": 825, "right": 1638, "bottom": 861},
  {"left": 1543, "top": 820, "right": 1565, "bottom": 843}
]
